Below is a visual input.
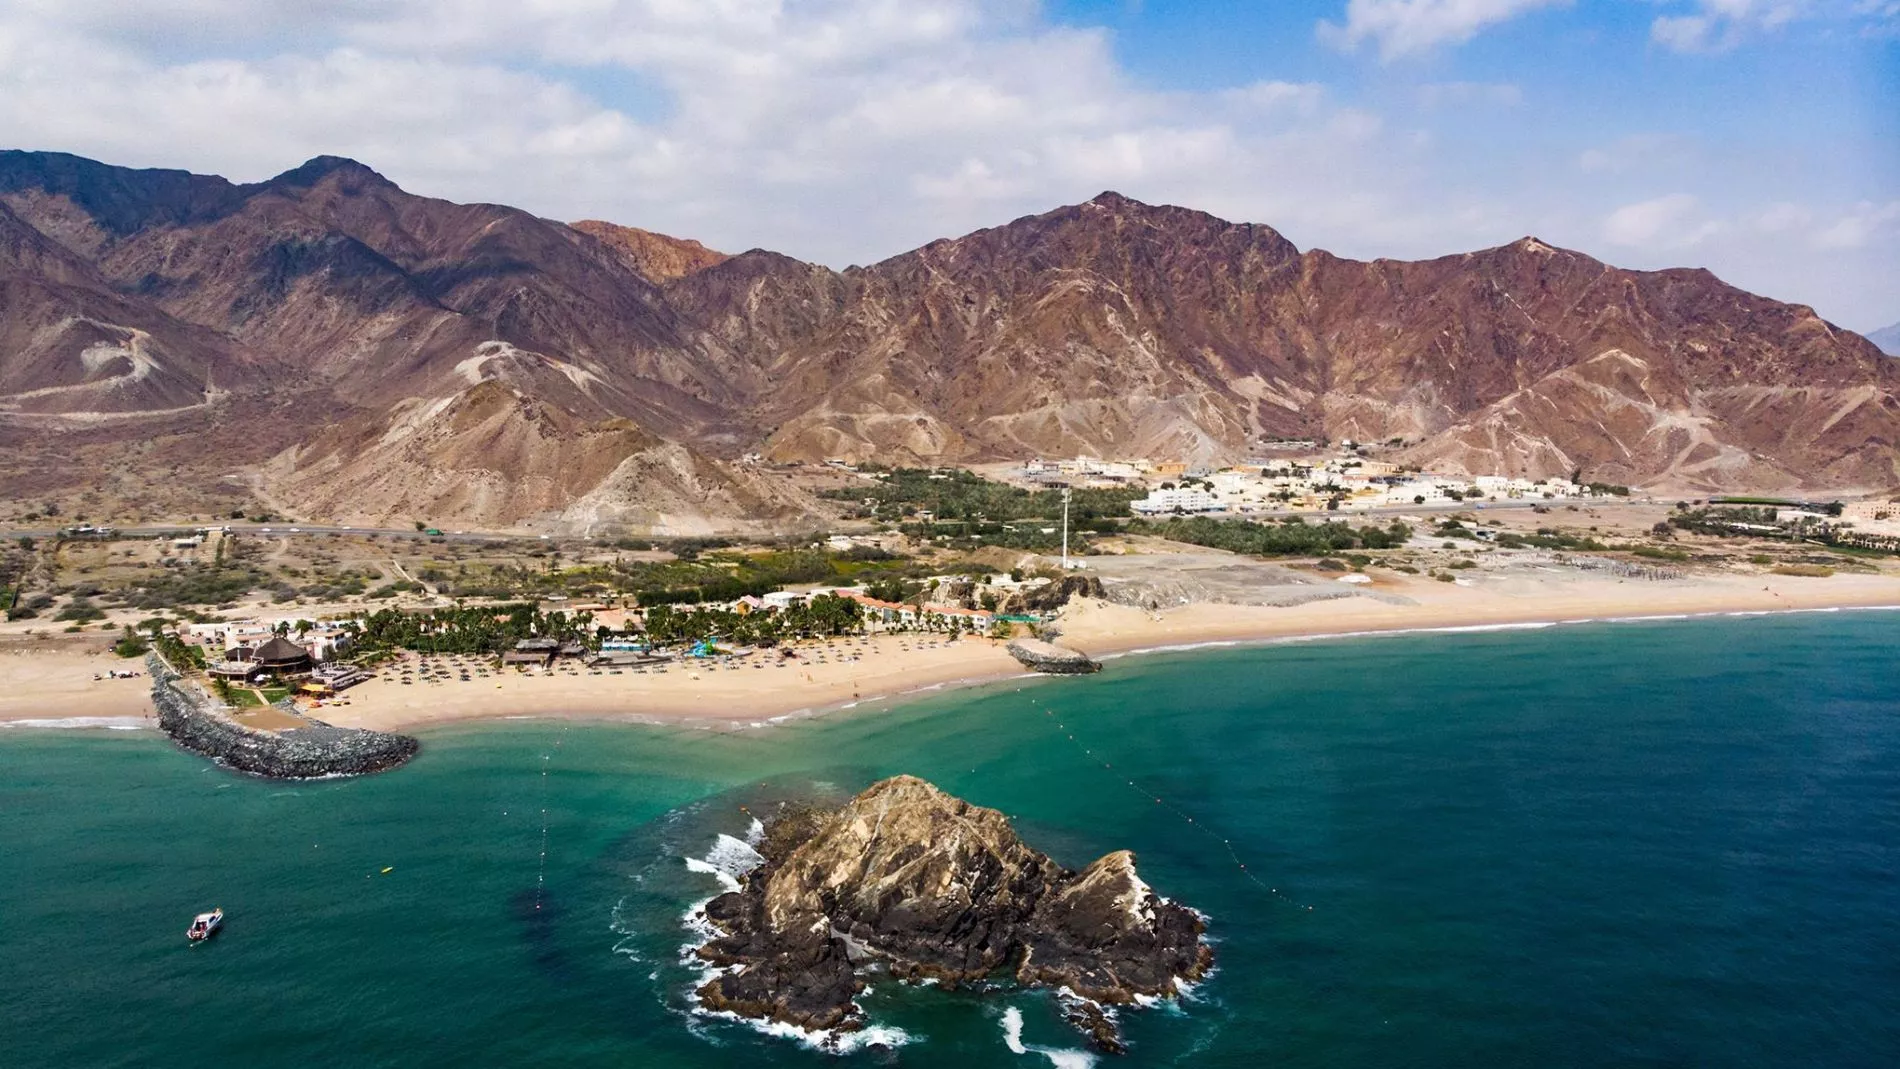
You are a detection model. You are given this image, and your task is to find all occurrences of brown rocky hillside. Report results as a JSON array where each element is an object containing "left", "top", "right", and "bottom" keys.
[
  {"left": 0, "top": 150, "right": 1893, "bottom": 531},
  {"left": 570, "top": 220, "right": 728, "bottom": 283}
]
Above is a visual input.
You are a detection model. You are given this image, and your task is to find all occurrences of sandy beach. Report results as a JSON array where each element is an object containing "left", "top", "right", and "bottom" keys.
[
  {"left": 318, "top": 633, "right": 1027, "bottom": 732},
  {"left": 1057, "top": 568, "right": 1900, "bottom": 655},
  {"left": 4, "top": 567, "right": 1897, "bottom": 734},
  {"left": 0, "top": 638, "right": 155, "bottom": 726}
]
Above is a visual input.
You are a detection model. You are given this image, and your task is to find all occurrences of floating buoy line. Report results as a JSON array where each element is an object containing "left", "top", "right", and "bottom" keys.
[
  {"left": 1031, "top": 696, "right": 1315, "bottom": 912},
  {"left": 534, "top": 727, "right": 568, "bottom": 911}
]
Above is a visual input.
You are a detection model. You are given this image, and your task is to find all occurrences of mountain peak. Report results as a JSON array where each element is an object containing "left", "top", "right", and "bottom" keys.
[{"left": 267, "top": 156, "right": 390, "bottom": 189}]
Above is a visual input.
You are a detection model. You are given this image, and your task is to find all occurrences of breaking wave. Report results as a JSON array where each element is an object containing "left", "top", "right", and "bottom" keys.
[{"left": 1001, "top": 1006, "right": 1096, "bottom": 1068}]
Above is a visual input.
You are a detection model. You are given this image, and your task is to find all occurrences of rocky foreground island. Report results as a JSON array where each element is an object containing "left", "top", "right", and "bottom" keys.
[{"left": 694, "top": 775, "right": 1211, "bottom": 1053}]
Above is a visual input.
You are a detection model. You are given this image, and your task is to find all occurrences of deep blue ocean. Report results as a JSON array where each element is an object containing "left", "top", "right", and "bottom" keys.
[{"left": 3, "top": 611, "right": 1897, "bottom": 1067}]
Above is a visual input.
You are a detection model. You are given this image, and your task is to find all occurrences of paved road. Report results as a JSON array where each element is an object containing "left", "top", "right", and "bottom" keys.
[
  {"left": 1204, "top": 496, "right": 1663, "bottom": 523},
  {"left": 0, "top": 523, "right": 546, "bottom": 544}
]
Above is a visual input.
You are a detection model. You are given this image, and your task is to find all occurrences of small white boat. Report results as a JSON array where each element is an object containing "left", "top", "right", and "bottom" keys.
[{"left": 186, "top": 908, "right": 224, "bottom": 943}]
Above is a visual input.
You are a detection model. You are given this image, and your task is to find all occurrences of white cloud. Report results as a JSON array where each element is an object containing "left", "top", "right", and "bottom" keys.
[
  {"left": 1749, "top": 201, "right": 1816, "bottom": 233},
  {"left": 1603, "top": 193, "right": 1725, "bottom": 247},
  {"left": 1223, "top": 80, "right": 1328, "bottom": 114},
  {"left": 1577, "top": 133, "right": 1693, "bottom": 174},
  {"left": 1811, "top": 200, "right": 1900, "bottom": 248},
  {"left": 1416, "top": 81, "right": 1524, "bottom": 107},
  {"left": 1318, "top": 0, "right": 1567, "bottom": 60},
  {"left": 0, "top": 0, "right": 1463, "bottom": 264},
  {"left": 0, "top": 0, "right": 1890, "bottom": 328},
  {"left": 1650, "top": 0, "right": 1811, "bottom": 53}
]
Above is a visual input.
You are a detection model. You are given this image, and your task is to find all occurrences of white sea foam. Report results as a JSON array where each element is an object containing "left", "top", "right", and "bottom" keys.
[
  {"left": 745, "top": 817, "right": 765, "bottom": 846},
  {"left": 704, "top": 833, "right": 766, "bottom": 879},
  {"left": 1002, "top": 1006, "right": 1028, "bottom": 1054},
  {"left": 696, "top": 1007, "right": 915, "bottom": 1054},
  {"left": 676, "top": 829, "right": 915, "bottom": 1053},
  {"left": 683, "top": 858, "right": 741, "bottom": 894},
  {"left": 1412, "top": 621, "right": 1558, "bottom": 634},
  {"left": 0, "top": 716, "right": 149, "bottom": 730},
  {"left": 1001, "top": 1005, "right": 1096, "bottom": 1067}
]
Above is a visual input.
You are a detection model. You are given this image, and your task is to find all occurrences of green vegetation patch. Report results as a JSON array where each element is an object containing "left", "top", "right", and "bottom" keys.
[
  {"left": 1491, "top": 528, "right": 1605, "bottom": 551},
  {"left": 1139, "top": 516, "right": 1412, "bottom": 556},
  {"left": 823, "top": 468, "right": 1141, "bottom": 524},
  {"left": 644, "top": 593, "right": 867, "bottom": 647},
  {"left": 352, "top": 604, "right": 597, "bottom": 655}
]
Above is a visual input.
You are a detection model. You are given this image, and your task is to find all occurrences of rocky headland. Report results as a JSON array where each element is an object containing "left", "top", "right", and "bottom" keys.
[
  {"left": 693, "top": 775, "right": 1211, "bottom": 1053},
  {"left": 148, "top": 656, "right": 418, "bottom": 778}
]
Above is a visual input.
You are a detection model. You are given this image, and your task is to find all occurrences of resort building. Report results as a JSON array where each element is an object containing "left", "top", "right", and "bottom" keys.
[
  {"left": 209, "top": 635, "right": 316, "bottom": 681},
  {"left": 253, "top": 635, "right": 315, "bottom": 676},
  {"left": 1130, "top": 487, "right": 1222, "bottom": 515}
]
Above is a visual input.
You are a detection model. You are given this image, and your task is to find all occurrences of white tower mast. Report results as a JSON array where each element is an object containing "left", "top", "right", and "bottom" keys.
[{"left": 1061, "top": 487, "right": 1072, "bottom": 570}]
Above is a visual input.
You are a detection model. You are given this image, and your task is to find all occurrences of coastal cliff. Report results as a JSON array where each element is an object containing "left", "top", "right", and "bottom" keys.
[
  {"left": 148, "top": 656, "right": 418, "bottom": 778},
  {"left": 693, "top": 775, "right": 1210, "bottom": 1052}
]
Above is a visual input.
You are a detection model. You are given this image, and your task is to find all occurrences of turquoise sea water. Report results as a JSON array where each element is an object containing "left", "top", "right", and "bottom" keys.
[{"left": 3, "top": 612, "right": 1898, "bottom": 1067}]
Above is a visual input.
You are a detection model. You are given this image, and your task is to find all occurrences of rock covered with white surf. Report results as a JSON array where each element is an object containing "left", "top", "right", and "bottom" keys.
[{"left": 692, "top": 775, "right": 1210, "bottom": 1052}]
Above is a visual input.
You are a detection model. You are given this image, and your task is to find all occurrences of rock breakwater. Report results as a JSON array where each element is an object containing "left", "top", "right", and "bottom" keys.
[
  {"left": 693, "top": 775, "right": 1210, "bottom": 1053},
  {"left": 148, "top": 656, "right": 417, "bottom": 778},
  {"left": 1007, "top": 637, "right": 1102, "bottom": 674}
]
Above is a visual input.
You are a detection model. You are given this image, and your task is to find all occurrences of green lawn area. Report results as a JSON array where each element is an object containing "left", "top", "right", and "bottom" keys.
[
  {"left": 224, "top": 688, "right": 264, "bottom": 708},
  {"left": 260, "top": 687, "right": 291, "bottom": 703}
]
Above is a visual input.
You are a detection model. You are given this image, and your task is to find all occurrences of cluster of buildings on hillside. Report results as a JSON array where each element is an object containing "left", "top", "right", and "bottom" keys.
[{"left": 1018, "top": 455, "right": 1594, "bottom": 515}]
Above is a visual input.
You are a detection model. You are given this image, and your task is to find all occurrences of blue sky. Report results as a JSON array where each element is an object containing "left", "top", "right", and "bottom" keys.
[{"left": 0, "top": 0, "right": 1894, "bottom": 330}]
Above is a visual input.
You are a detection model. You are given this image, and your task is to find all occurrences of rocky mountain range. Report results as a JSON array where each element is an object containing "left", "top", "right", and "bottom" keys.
[
  {"left": 1869, "top": 321, "right": 1900, "bottom": 358},
  {"left": 1, "top": 149, "right": 1894, "bottom": 533}
]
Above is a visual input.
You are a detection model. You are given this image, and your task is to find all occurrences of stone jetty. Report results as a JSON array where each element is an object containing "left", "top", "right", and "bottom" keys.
[
  {"left": 148, "top": 655, "right": 417, "bottom": 778},
  {"left": 1006, "top": 637, "right": 1102, "bottom": 674}
]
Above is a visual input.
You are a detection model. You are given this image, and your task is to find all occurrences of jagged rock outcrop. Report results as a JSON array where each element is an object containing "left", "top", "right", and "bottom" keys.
[
  {"left": 570, "top": 219, "right": 729, "bottom": 283},
  {"left": 1007, "top": 638, "right": 1102, "bottom": 674},
  {"left": 694, "top": 775, "right": 1208, "bottom": 1052},
  {"left": 1004, "top": 574, "right": 1106, "bottom": 614},
  {"left": 148, "top": 656, "right": 417, "bottom": 778}
]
